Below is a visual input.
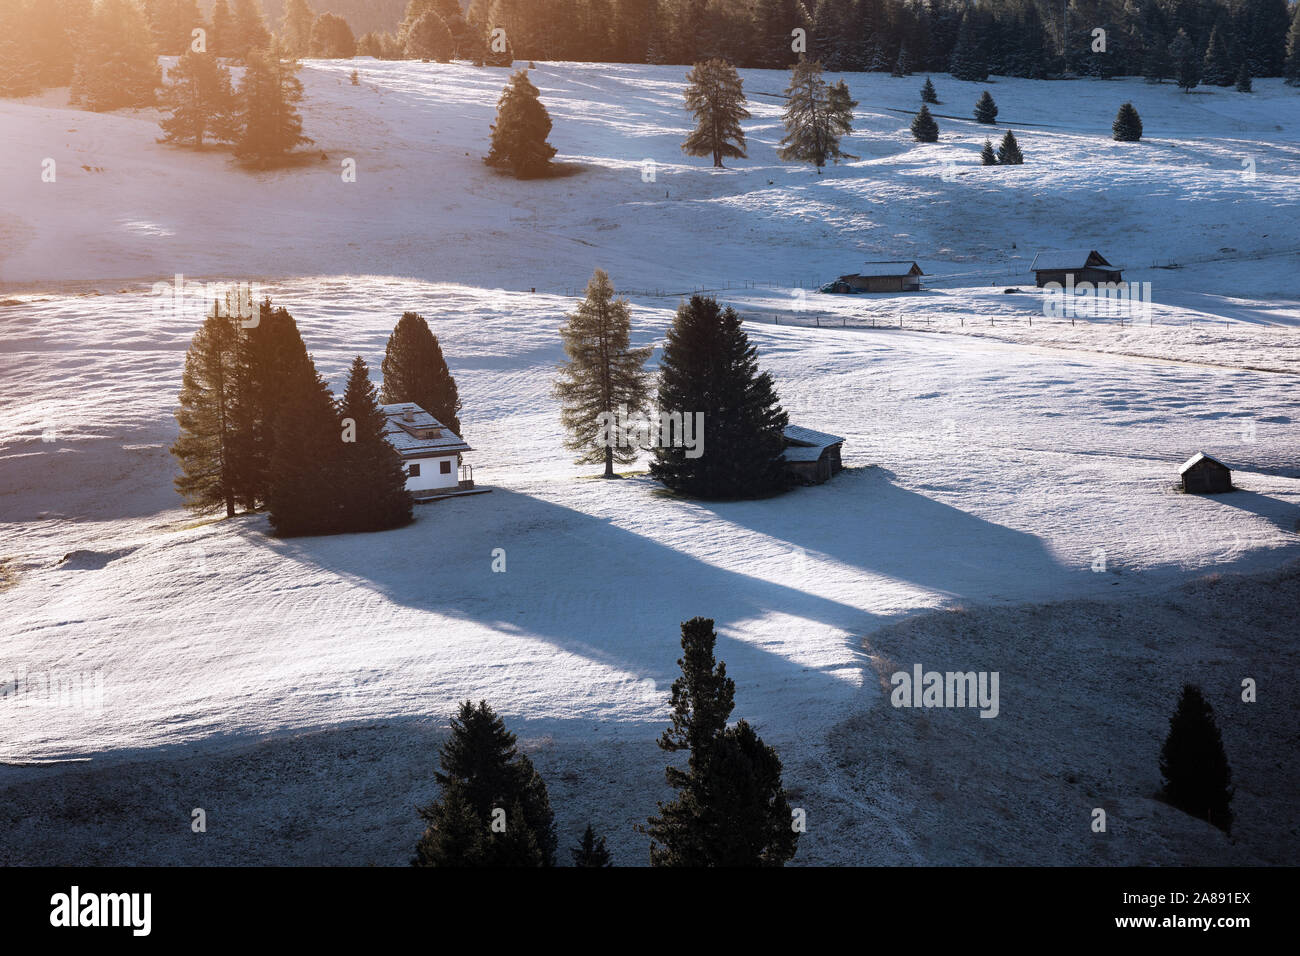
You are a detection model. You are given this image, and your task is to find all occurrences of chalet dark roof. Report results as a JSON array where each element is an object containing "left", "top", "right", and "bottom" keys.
[
  {"left": 856, "top": 260, "right": 924, "bottom": 277},
  {"left": 780, "top": 425, "right": 844, "bottom": 462},
  {"left": 1179, "top": 452, "right": 1230, "bottom": 475},
  {"left": 1030, "top": 249, "right": 1118, "bottom": 272},
  {"left": 380, "top": 403, "right": 471, "bottom": 458}
]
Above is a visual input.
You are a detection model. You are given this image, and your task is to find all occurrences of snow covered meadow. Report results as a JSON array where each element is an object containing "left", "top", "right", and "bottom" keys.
[{"left": 1, "top": 59, "right": 1298, "bottom": 865}]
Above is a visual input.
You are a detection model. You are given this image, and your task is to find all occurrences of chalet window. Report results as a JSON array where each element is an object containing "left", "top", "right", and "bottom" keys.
[
  {"left": 408, "top": 463, "right": 421, "bottom": 477},
  {"left": 440, "top": 460, "right": 452, "bottom": 474}
]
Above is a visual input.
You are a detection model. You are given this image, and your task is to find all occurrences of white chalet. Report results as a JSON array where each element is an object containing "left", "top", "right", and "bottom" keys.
[{"left": 380, "top": 402, "right": 472, "bottom": 496}]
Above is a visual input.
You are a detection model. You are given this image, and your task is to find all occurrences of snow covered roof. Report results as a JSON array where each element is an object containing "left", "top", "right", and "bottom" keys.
[
  {"left": 857, "top": 260, "right": 923, "bottom": 277},
  {"left": 1179, "top": 452, "right": 1230, "bottom": 474},
  {"left": 380, "top": 403, "right": 471, "bottom": 458},
  {"left": 1030, "top": 249, "right": 1117, "bottom": 272},
  {"left": 781, "top": 425, "right": 844, "bottom": 462}
]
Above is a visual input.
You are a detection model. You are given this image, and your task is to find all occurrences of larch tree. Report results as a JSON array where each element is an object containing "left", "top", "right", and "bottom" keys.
[
  {"left": 485, "top": 68, "right": 557, "bottom": 178},
  {"left": 379, "top": 312, "right": 463, "bottom": 437},
  {"left": 650, "top": 296, "right": 788, "bottom": 500},
  {"left": 234, "top": 44, "right": 313, "bottom": 168},
  {"left": 681, "top": 58, "right": 750, "bottom": 168},
  {"left": 778, "top": 57, "right": 857, "bottom": 170},
  {"left": 159, "top": 48, "right": 238, "bottom": 147},
  {"left": 337, "top": 356, "right": 413, "bottom": 532},
  {"left": 554, "top": 269, "right": 653, "bottom": 478},
  {"left": 172, "top": 305, "right": 243, "bottom": 518}
]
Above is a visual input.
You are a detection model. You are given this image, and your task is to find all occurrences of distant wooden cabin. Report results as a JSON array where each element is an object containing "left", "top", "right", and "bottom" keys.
[
  {"left": 1031, "top": 249, "right": 1122, "bottom": 288},
  {"left": 836, "top": 261, "right": 924, "bottom": 293},
  {"left": 780, "top": 426, "right": 844, "bottom": 484},
  {"left": 1180, "top": 452, "right": 1233, "bottom": 494}
]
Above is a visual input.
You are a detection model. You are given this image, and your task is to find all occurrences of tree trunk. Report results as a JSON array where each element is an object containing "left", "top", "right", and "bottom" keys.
[{"left": 604, "top": 444, "right": 614, "bottom": 478}]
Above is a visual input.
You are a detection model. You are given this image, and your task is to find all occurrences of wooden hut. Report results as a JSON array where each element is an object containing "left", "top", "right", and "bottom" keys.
[
  {"left": 1030, "top": 250, "right": 1123, "bottom": 288},
  {"left": 780, "top": 426, "right": 845, "bottom": 484},
  {"left": 1179, "top": 452, "right": 1233, "bottom": 494},
  {"left": 837, "top": 261, "right": 924, "bottom": 293}
]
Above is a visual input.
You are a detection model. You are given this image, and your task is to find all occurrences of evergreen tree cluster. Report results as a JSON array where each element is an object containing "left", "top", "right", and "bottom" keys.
[{"left": 172, "top": 300, "right": 470, "bottom": 536}]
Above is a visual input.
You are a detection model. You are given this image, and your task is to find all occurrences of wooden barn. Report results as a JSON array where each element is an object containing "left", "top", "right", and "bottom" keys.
[
  {"left": 1180, "top": 452, "right": 1233, "bottom": 494},
  {"left": 1031, "top": 249, "right": 1123, "bottom": 288},
  {"left": 836, "top": 261, "right": 924, "bottom": 293},
  {"left": 780, "top": 425, "right": 845, "bottom": 485}
]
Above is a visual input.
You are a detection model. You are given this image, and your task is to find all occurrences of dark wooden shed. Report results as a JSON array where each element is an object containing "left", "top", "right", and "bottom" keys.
[
  {"left": 837, "top": 261, "right": 924, "bottom": 293},
  {"left": 780, "top": 425, "right": 845, "bottom": 485},
  {"left": 1180, "top": 452, "right": 1233, "bottom": 494},
  {"left": 1031, "top": 249, "right": 1123, "bottom": 288}
]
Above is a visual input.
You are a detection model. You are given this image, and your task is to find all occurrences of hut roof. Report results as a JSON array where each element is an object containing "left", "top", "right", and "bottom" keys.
[
  {"left": 781, "top": 425, "right": 844, "bottom": 462},
  {"left": 857, "top": 260, "right": 924, "bottom": 277},
  {"left": 1179, "top": 452, "right": 1230, "bottom": 474},
  {"left": 1030, "top": 249, "right": 1117, "bottom": 271}
]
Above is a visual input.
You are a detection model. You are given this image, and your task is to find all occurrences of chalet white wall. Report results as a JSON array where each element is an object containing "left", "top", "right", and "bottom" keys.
[{"left": 405, "top": 455, "right": 459, "bottom": 492}]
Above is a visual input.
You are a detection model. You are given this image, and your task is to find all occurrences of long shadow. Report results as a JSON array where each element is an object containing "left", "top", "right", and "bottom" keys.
[{"left": 1196, "top": 488, "right": 1300, "bottom": 533}]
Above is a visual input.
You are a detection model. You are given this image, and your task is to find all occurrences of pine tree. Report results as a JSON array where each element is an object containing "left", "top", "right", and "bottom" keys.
[
  {"left": 380, "top": 312, "right": 463, "bottom": 437},
  {"left": 554, "top": 269, "right": 652, "bottom": 478},
  {"left": 280, "top": 0, "right": 315, "bottom": 58},
  {"left": 234, "top": 45, "right": 313, "bottom": 169},
  {"left": 1112, "top": 102, "right": 1143, "bottom": 141},
  {"left": 681, "top": 59, "right": 750, "bottom": 168},
  {"left": 1160, "top": 685, "right": 1234, "bottom": 833},
  {"left": 230, "top": 0, "right": 271, "bottom": 62},
  {"left": 980, "top": 137, "right": 997, "bottom": 165},
  {"left": 1201, "top": 24, "right": 1233, "bottom": 86},
  {"left": 159, "top": 49, "right": 238, "bottom": 146},
  {"left": 910, "top": 103, "right": 939, "bottom": 142},
  {"left": 920, "top": 76, "right": 938, "bottom": 103},
  {"left": 650, "top": 296, "right": 788, "bottom": 499},
  {"left": 414, "top": 701, "right": 557, "bottom": 866},
  {"left": 172, "top": 305, "right": 243, "bottom": 517},
  {"left": 973, "top": 89, "right": 997, "bottom": 123},
  {"left": 997, "top": 129, "right": 1023, "bottom": 164},
  {"left": 310, "top": 13, "right": 356, "bottom": 58},
  {"left": 570, "top": 824, "right": 613, "bottom": 866},
  {"left": 405, "top": 10, "right": 454, "bottom": 60},
  {"left": 1235, "top": 61, "right": 1252, "bottom": 92},
  {"left": 642, "top": 617, "right": 798, "bottom": 866},
  {"left": 1170, "top": 28, "right": 1200, "bottom": 92},
  {"left": 777, "top": 58, "right": 857, "bottom": 169},
  {"left": 337, "top": 356, "right": 413, "bottom": 533},
  {"left": 70, "top": 0, "right": 161, "bottom": 111},
  {"left": 484, "top": 68, "right": 556, "bottom": 177}
]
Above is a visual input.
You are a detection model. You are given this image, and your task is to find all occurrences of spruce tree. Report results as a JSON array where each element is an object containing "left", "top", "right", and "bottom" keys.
[
  {"left": 1235, "top": 62, "right": 1252, "bottom": 93},
  {"left": 948, "top": 13, "right": 987, "bottom": 81},
  {"left": 777, "top": 58, "right": 857, "bottom": 169},
  {"left": 980, "top": 137, "right": 997, "bottom": 165},
  {"left": 554, "top": 269, "right": 652, "bottom": 478},
  {"left": 570, "top": 824, "right": 613, "bottom": 867},
  {"left": 484, "top": 68, "right": 557, "bottom": 178},
  {"left": 642, "top": 618, "right": 798, "bottom": 867},
  {"left": 159, "top": 49, "right": 238, "bottom": 147},
  {"left": 1160, "top": 684, "right": 1234, "bottom": 833},
  {"left": 910, "top": 103, "right": 939, "bottom": 142},
  {"left": 230, "top": 0, "right": 271, "bottom": 62},
  {"left": 405, "top": 10, "right": 454, "bottom": 60},
  {"left": 681, "top": 59, "right": 750, "bottom": 168},
  {"left": 921, "top": 76, "right": 938, "bottom": 103},
  {"left": 380, "top": 312, "right": 463, "bottom": 437},
  {"left": 211, "top": 0, "right": 234, "bottom": 57},
  {"left": 1201, "top": 24, "right": 1233, "bottom": 87},
  {"left": 1142, "top": 38, "right": 1172, "bottom": 84},
  {"left": 997, "top": 129, "right": 1023, "bottom": 164},
  {"left": 650, "top": 296, "right": 788, "bottom": 499},
  {"left": 337, "top": 356, "right": 413, "bottom": 533},
  {"left": 892, "top": 43, "right": 911, "bottom": 76},
  {"left": 70, "top": 0, "right": 160, "bottom": 111},
  {"left": 414, "top": 701, "right": 557, "bottom": 867},
  {"left": 280, "top": 0, "right": 315, "bottom": 58},
  {"left": 973, "top": 90, "right": 997, "bottom": 123},
  {"left": 172, "top": 305, "right": 243, "bottom": 517},
  {"left": 1170, "top": 29, "right": 1200, "bottom": 92},
  {"left": 309, "top": 13, "right": 356, "bottom": 58},
  {"left": 234, "top": 45, "right": 313, "bottom": 169},
  {"left": 1112, "top": 102, "right": 1143, "bottom": 142}
]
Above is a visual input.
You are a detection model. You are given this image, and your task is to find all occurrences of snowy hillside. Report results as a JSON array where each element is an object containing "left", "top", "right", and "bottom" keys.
[{"left": 1, "top": 60, "right": 1298, "bottom": 865}]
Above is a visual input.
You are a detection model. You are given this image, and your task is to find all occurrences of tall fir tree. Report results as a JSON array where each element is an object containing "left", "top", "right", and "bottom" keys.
[
  {"left": 980, "top": 137, "right": 997, "bottom": 165},
  {"left": 337, "top": 356, "right": 413, "bottom": 532},
  {"left": 554, "top": 269, "right": 652, "bottom": 478},
  {"left": 172, "top": 305, "right": 243, "bottom": 517},
  {"left": 997, "top": 128, "right": 1023, "bottom": 164},
  {"left": 681, "top": 59, "right": 750, "bottom": 168},
  {"left": 484, "top": 68, "right": 557, "bottom": 177},
  {"left": 230, "top": 0, "right": 272, "bottom": 62},
  {"left": 234, "top": 44, "right": 313, "bottom": 168},
  {"left": 920, "top": 76, "right": 939, "bottom": 103},
  {"left": 1112, "top": 101, "right": 1143, "bottom": 141},
  {"left": 414, "top": 701, "right": 558, "bottom": 867},
  {"left": 309, "top": 12, "right": 356, "bottom": 58},
  {"left": 159, "top": 48, "right": 238, "bottom": 146},
  {"left": 1234, "top": 61, "right": 1252, "bottom": 92},
  {"left": 910, "top": 103, "right": 939, "bottom": 141},
  {"left": 948, "top": 12, "right": 987, "bottom": 81},
  {"left": 777, "top": 57, "right": 857, "bottom": 169},
  {"left": 70, "top": 0, "right": 161, "bottom": 111},
  {"left": 642, "top": 617, "right": 798, "bottom": 866},
  {"left": 650, "top": 296, "right": 788, "bottom": 499},
  {"left": 1201, "top": 23, "right": 1234, "bottom": 85},
  {"left": 1160, "top": 684, "right": 1234, "bottom": 833},
  {"left": 380, "top": 312, "right": 463, "bottom": 437},
  {"left": 280, "top": 0, "right": 316, "bottom": 58},
  {"left": 973, "top": 89, "right": 997, "bottom": 123},
  {"left": 210, "top": 0, "right": 235, "bottom": 57},
  {"left": 1170, "top": 28, "right": 1200, "bottom": 91},
  {"left": 570, "top": 824, "right": 613, "bottom": 866}
]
